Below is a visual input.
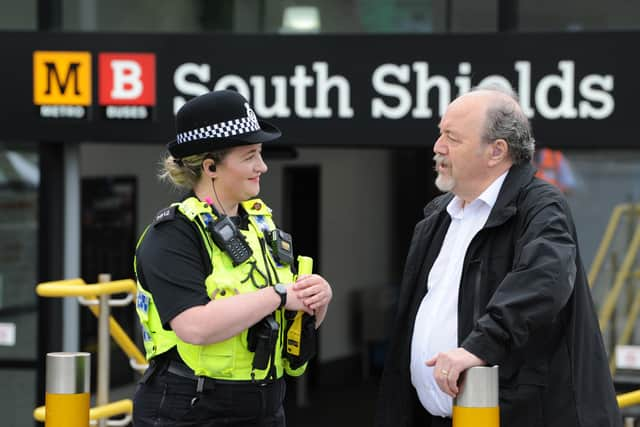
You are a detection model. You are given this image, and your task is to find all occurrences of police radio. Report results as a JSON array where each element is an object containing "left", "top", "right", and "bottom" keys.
[{"left": 207, "top": 216, "right": 252, "bottom": 266}]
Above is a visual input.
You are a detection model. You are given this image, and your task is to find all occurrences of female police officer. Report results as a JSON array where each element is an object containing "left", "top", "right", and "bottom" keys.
[{"left": 133, "top": 90, "right": 332, "bottom": 427}]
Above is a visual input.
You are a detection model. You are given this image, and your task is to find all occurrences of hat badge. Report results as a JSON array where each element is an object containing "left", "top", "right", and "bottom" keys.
[{"left": 244, "top": 102, "right": 258, "bottom": 126}]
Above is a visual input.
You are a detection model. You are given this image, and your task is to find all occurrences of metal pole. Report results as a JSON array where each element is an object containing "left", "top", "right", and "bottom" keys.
[
  {"left": 97, "top": 273, "right": 111, "bottom": 427},
  {"left": 79, "top": 0, "right": 98, "bottom": 31},
  {"left": 444, "top": 0, "right": 453, "bottom": 33},
  {"left": 45, "top": 352, "right": 90, "bottom": 427},
  {"left": 37, "top": 0, "right": 65, "bottom": 403},
  {"left": 497, "top": 0, "right": 519, "bottom": 32},
  {"left": 63, "top": 143, "right": 81, "bottom": 353},
  {"left": 610, "top": 252, "right": 619, "bottom": 354},
  {"left": 453, "top": 366, "right": 500, "bottom": 427}
]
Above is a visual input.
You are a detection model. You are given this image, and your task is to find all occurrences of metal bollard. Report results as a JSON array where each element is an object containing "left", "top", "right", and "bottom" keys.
[
  {"left": 453, "top": 366, "right": 499, "bottom": 427},
  {"left": 45, "top": 352, "right": 91, "bottom": 427}
]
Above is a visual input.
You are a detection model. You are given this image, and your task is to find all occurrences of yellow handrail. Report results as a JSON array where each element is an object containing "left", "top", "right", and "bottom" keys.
[
  {"left": 33, "top": 398, "right": 133, "bottom": 422},
  {"left": 588, "top": 204, "right": 629, "bottom": 289},
  {"left": 610, "top": 290, "right": 640, "bottom": 374},
  {"left": 598, "top": 226, "right": 640, "bottom": 332},
  {"left": 36, "top": 278, "right": 136, "bottom": 297},
  {"left": 35, "top": 278, "right": 147, "bottom": 367},
  {"left": 618, "top": 389, "right": 640, "bottom": 409},
  {"left": 83, "top": 285, "right": 148, "bottom": 368}
]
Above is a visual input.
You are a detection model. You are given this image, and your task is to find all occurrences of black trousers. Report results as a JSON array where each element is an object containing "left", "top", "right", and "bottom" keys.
[{"left": 133, "top": 367, "right": 286, "bottom": 427}]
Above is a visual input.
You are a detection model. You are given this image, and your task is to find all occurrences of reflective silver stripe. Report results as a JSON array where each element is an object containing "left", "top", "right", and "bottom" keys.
[
  {"left": 46, "top": 352, "right": 91, "bottom": 394},
  {"left": 454, "top": 365, "right": 499, "bottom": 408}
]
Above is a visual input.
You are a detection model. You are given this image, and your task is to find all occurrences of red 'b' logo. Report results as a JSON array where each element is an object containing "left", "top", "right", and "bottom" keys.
[{"left": 99, "top": 53, "right": 156, "bottom": 106}]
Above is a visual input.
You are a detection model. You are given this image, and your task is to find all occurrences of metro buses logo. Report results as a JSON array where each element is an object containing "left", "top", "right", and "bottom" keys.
[
  {"left": 33, "top": 51, "right": 92, "bottom": 119},
  {"left": 32, "top": 50, "right": 156, "bottom": 121},
  {"left": 99, "top": 53, "right": 156, "bottom": 120}
]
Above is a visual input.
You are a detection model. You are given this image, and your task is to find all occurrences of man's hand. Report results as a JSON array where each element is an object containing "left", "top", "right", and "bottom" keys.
[{"left": 426, "top": 348, "right": 485, "bottom": 397}]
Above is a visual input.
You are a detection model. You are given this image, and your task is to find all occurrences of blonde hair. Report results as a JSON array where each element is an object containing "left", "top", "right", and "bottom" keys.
[{"left": 159, "top": 149, "right": 229, "bottom": 190}]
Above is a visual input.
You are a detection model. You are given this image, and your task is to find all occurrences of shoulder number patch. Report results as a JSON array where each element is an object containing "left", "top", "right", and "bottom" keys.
[{"left": 152, "top": 206, "right": 177, "bottom": 227}]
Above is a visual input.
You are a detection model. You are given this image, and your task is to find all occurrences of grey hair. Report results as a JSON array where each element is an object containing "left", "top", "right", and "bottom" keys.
[
  {"left": 470, "top": 83, "right": 535, "bottom": 165},
  {"left": 159, "top": 149, "right": 228, "bottom": 190}
]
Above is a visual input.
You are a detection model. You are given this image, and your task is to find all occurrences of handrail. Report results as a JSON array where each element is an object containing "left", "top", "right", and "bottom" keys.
[
  {"left": 588, "top": 204, "right": 630, "bottom": 289},
  {"left": 618, "top": 389, "right": 640, "bottom": 409},
  {"left": 610, "top": 290, "right": 640, "bottom": 374},
  {"left": 34, "top": 277, "right": 146, "bottom": 425},
  {"left": 35, "top": 278, "right": 147, "bottom": 368},
  {"left": 36, "top": 278, "right": 136, "bottom": 297},
  {"left": 598, "top": 226, "right": 640, "bottom": 332},
  {"left": 81, "top": 280, "right": 148, "bottom": 370},
  {"left": 33, "top": 398, "right": 133, "bottom": 422}
]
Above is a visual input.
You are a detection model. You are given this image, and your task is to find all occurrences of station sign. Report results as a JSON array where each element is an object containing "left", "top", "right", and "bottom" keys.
[{"left": 0, "top": 31, "right": 638, "bottom": 148}]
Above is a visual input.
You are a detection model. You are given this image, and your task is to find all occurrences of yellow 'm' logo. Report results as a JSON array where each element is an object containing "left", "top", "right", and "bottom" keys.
[{"left": 33, "top": 51, "right": 92, "bottom": 106}]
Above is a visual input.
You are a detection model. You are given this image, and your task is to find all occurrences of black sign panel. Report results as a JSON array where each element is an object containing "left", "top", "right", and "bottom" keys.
[{"left": 0, "top": 31, "right": 637, "bottom": 148}]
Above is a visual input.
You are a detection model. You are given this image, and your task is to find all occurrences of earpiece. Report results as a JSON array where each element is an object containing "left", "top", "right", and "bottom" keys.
[{"left": 209, "top": 163, "right": 216, "bottom": 172}]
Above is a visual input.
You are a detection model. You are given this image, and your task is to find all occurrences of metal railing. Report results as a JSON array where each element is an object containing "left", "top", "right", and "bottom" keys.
[
  {"left": 35, "top": 276, "right": 147, "bottom": 370},
  {"left": 33, "top": 275, "right": 147, "bottom": 426},
  {"left": 619, "top": 389, "right": 640, "bottom": 408},
  {"left": 597, "top": 226, "right": 640, "bottom": 334},
  {"left": 34, "top": 398, "right": 133, "bottom": 426},
  {"left": 588, "top": 204, "right": 639, "bottom": 290},
  {"left": 581, "top": 203, "right": 640, "bottom": 411},
  {"left": 586, "top": 203, "right": 640, "bottom": 376}
]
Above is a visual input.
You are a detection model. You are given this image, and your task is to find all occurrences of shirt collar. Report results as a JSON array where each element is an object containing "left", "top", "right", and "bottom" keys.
[{"left": 447, "top": 171, "right": 509, "bottom": 219}]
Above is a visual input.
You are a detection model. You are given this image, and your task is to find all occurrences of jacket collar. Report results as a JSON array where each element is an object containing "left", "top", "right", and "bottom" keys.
[
  {"left": 423, "top": 192, "right": 454, "bottom": 221},
  {"left": 485, "top": 162, "right": 536, "bottom": 228},
  {"left": 422, "top": 162, "right": 536, "bottom": 228}
]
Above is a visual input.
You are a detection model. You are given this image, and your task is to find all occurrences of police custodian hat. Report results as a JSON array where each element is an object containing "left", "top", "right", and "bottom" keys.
[{"left": 167, "top": 90, "right": 282, "bottom": 158}]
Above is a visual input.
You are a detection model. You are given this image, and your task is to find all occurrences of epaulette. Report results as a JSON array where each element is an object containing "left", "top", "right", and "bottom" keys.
[
  {"left": 241, "top": 198, "right": 272, "bottom": 216},
  {"left": 151, "top": 205, "right": 177, "bottom": 227}
]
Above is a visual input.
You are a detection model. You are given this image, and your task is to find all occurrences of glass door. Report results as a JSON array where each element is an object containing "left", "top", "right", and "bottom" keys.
[{"left": 0, "top": 142, "right": 39, "bottom": 427}]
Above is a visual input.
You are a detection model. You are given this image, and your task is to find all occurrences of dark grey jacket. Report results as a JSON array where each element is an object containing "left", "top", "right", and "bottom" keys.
[{"left": 376, "top": 163, "right": 621, "bottom": 427}]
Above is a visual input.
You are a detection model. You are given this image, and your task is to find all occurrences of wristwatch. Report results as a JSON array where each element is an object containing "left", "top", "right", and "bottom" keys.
[{"left": 273, "top": 283, "right": 287, "bottom": 309}]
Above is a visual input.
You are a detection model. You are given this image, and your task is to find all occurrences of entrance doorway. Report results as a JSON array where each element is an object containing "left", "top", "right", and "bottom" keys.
[
  {"left": 282, "top": 165, "right": 320, "bottom": 391},
  {"left": 80, "top": 176, "right": 138, "bottom": 388}
]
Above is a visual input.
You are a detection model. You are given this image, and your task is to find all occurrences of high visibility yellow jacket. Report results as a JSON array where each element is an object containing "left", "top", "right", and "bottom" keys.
[{"left": 135, "top": 197, "right": 306, "bottom": 380}]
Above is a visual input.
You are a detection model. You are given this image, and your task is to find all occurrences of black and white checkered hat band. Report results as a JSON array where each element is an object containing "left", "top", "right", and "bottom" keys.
[{"left": 176, "top": 115, "right": 261, "bottom": 145}]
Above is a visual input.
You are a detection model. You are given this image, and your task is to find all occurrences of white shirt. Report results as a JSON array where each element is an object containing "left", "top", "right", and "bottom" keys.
[{"left": 410, "top": 172, "right": 507, "bottom": 418}]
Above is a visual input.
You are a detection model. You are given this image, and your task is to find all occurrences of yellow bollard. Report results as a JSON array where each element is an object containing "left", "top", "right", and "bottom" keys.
[
  {"left": 45, "top": 352, "right": 91, "bottom": 427},
  {"left": 453, "top": 366, "right": 500, "bottom": 427}
]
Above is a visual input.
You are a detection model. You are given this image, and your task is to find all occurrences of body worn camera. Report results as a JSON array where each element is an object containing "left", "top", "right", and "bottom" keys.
[
  {"left": 207, "top": 216, "right": 252, "bottom": 266},
  {"left": 247, "top": 314, "right": 279, "bottom": 370},
  {"left": 265, "top": 229, "right": 294, "bottom": 265}
]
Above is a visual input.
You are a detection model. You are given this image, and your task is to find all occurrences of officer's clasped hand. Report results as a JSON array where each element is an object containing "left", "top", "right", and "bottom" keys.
[
  {"left": 283, "top": 284, "right": 313, "bottom": 314},
  {"left": 293, "top": 274, "right": 333, "bottom": 312}
]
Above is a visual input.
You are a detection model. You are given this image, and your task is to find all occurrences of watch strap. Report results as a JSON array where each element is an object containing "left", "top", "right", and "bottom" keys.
[{"left": 274, "top": 285, "right": 287, "bottom": 309}]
